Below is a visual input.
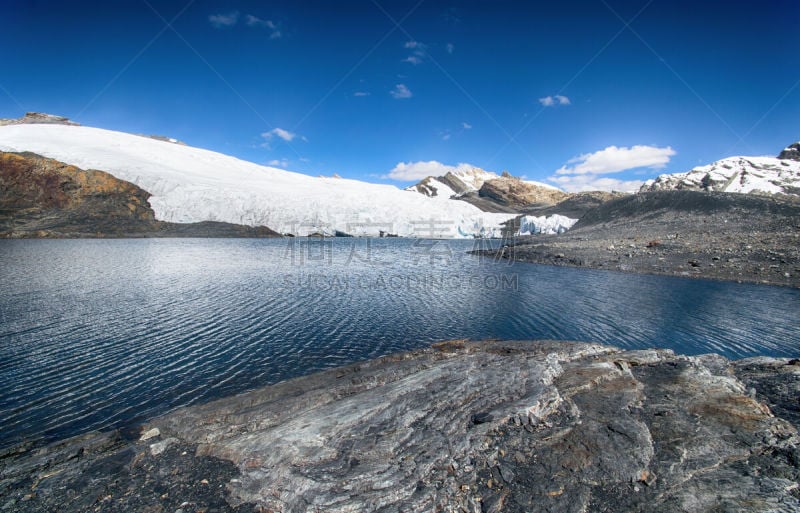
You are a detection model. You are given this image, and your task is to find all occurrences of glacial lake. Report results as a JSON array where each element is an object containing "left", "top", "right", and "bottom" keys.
[{"left": 1, "top": 238, "right": 799, "bottom": 449}]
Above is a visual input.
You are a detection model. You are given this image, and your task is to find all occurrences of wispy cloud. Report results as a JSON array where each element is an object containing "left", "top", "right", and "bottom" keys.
[
  {"left": 403, "top": 41, "right": 428, "bottom": 65},
  {"left": 390, "top": 83, "right": 413, "bottom": 99},
  {"left": 446, "top": 43, "right": 454, "bottom": 54},
  {"left": 461, "top": 122, "right": 472, "bottom": 129},
  {"left": 353, "top": 91, "right": 371, "bottom": 97},
  {"left": 538, "top": 95, "right": 571, "bottom": 107},
  {"left": 209, "top": 11, "right": 239, "bottom": 28},
  {"left": 262, "top": 127, "right": 298, "bottom": 142},
  {"left": 385, "top": 161, "right": 478, "bottom": 181},
  {"left": 209, "top": 12, "right": 281, "bottom": 38},
  {"left": 267, "top": 158, "right": 289, "bottom": 168},
  {"left": 245, "top": 15, "right": 281, "bottom": 38},
  {"left": 549, "top": 175, "right": 645, "bottom": 193},
  {"left": 261, "top": 128, "right": 306, "bottom": 149},
  {"left": 549, "top": 145, "right": 676, "bottom": 192}
]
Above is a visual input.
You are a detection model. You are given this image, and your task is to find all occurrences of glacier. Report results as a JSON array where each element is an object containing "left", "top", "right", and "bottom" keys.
[
  {"left": 0, "top": 124, "right": 518, "bottom": 238},
  {"left": 516, "top": 214, "right": 577, "bottom": 235}
]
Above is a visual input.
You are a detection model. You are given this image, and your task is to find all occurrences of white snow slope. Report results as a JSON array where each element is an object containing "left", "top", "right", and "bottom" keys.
[
  {"left": 0, "top": 124, "right": 517, "bottom": 237},
  {"left": 641, "top": 154, "right": 800, "bottom": 196}
]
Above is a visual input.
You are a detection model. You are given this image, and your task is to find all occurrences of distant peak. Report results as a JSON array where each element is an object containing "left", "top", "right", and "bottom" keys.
[
  {"left": 0, "top": 112, "right": 80, "bottom": 127},
  {"left": 778, "top": 142, "right": 800, "bottom": 161}
]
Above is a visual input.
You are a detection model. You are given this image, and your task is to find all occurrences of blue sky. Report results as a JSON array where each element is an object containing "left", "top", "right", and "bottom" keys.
[{"left": 1, "top": 0, "right": 798, "bottom": 191}]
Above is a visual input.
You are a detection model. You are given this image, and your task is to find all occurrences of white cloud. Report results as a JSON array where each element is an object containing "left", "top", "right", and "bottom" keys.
[
  {"left": 262, "top": 127, "right": 297, "bottom": 142},
  {"left": 390, "top": 84, "right": 413, "bottom": 99},
  {"left": 555, "top": 145, "right": 675, "bottom": 175},
  {"left": 267, "top": 158, "right": 289, "bottom": 168},
  {"left": 245, "top": 15, "right": 281, "bottom": 38},
  {"left": 549, "top": 174, "right": 645, "bottom": 193},
  {"left": 442, "top": 133, "right": 451, "bottom": 141},
  {"left": 548, "top": 144, "right": 676, "bottom": 192},
  {"left": 446, "top": 43, "right": 454, "bottom": 54},
  {"left": 538, "top": 95, "right": 571, "bottom": 107},
  {"left": 385, "top": 161, "right": 475, "bottom": 181},
  {"left": 353, "top": 91, "right": 370, "bottom": 97},
  {"left": 461, "top": 122, "right": 472, "bottom": 129},
  {"left": 403, "top": 41, "right": 427, "bottom": 64},
  {"left": 209, "top": 11, "right": 239, "bottom": 28}
]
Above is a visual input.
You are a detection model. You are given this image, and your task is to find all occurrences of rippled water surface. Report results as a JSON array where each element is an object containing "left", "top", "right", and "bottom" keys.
[{"left": 1, "top": 238, "right": 799, "bottom": 448}]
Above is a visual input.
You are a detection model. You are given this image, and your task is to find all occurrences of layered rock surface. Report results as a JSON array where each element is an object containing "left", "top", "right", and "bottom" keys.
[
  {"left": 477, "top": 176, "right": 570, "bottom": 210},
  {"left": 2, "top": 340, "right": 798, "bottom": 512}
]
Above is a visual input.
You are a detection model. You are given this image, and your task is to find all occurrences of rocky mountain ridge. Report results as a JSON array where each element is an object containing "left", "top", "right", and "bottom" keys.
[
  {"left": 642, "top": 143, "right": 800, "bottom": 196},
  {"left": 409, "top": 167, "right": 572, "bottom": 214},
  {"left": 0, "top": 112, "right": 80, "bottom": 127}
]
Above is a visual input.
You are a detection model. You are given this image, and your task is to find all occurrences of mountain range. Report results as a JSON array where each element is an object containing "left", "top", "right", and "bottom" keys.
[{"left": 0, "top": 112, "right": 798, "bottom": 239}]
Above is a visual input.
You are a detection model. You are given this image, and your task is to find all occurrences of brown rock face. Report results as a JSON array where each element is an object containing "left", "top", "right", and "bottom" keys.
[
  {"left": 478, "top": 177, "right": 570, "bottom": 209},
  {"left": 0, "top": 151, "right": 280, "bottom": 238},
  {"left": 0, "top": 152, "right": 156, "bottom": 236}
]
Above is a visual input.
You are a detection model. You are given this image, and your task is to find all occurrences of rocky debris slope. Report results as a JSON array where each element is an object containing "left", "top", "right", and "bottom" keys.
[
  {"left": 642, "top": 143, "right": 800, "bottom": 196},
  {"left": 2, "top": 340, "right": 798, "bottom": 512},
  {"left": 0, "top": 112, "right": 79, "bottom": 126},
  {"left": 484, "top": 190, "right": 800, "bottom": 287},
  {"left": 523, "top": 190, "right": 628, "bottom": 218},
  {"left": 0, "top": 151, "right": 279, "bottom": 238}
]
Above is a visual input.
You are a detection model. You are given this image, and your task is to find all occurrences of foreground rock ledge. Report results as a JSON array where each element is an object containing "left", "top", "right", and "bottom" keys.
[{"left": 2, "top": 341, "right": 799, "bottom": 512}]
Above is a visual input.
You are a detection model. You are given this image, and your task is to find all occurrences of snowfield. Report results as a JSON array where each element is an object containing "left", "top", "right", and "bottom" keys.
[{"left": 0, "top": 124, "right": 518, "bottom": 237}]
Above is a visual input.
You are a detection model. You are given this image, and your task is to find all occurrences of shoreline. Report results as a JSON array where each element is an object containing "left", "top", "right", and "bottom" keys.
[
  {"left": 478, "top": 246, "right": 800, "bottom": 289},
  {"left": 485, "top": 191, "right": 800, "bottom": 289},
  {"left": 2, "top": 340, "right": 799, "bottom": 512}
]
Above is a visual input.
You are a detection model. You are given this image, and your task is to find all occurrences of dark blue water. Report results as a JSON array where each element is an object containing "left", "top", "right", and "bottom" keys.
[{"left": 1, "top": 238, "right": 798, "bottom": 449}]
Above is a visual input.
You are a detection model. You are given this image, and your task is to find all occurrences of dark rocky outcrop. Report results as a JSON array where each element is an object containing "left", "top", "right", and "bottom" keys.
[
  {"left": 1, "top": 340, "right": 798, "bottom": 512},
  {"left": 481, "top": 190, "right": 800, "bottom": 287},
  {"left": 780, "top": 142, "right": 800, "bottom": 162},
  {"left": 0, "top": 151, "right": 280, "bottom": 238}
]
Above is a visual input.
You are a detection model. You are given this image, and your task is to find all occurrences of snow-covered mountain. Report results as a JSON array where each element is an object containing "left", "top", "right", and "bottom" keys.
[
  {"left": 641, "top": 143, "right": 800, "bottom": 196},
  {"left": 0, "top": 122, "right": 517, "bottom": 237},
  {"left": 408, "top": 166, "right": 560, "bottom": 200}
]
